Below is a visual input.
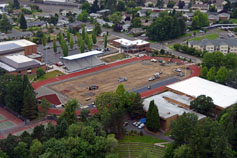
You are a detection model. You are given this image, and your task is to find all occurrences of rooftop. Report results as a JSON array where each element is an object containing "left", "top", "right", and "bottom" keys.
[
  {"left": 63, "top": 50, "right": 103, "bottom": 60},
  {"left": 114, "top": 38, "right": 149, "bottom": 46},
  {"left": 189, "top": 38, "right": 237, "bottom": 47},
  {"left": 143, "top": 91, "right": 206, "bottom": 119},
  {"left": 167, "top": 77, "right": 237, "bottom": 109},
  {"left": 0, "top": 39, "right": 36, "bottom": 47}
]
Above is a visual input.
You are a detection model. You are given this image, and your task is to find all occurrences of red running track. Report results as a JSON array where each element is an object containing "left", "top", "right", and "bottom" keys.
[
  {"left": 0, "top": 107, "right": 23, "bottom": 125},
  {"left": 34, "top": 56, "right": 200, "bottom": 116}
]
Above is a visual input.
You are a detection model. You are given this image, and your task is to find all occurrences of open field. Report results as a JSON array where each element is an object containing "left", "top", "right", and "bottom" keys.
[
  {"left": 50, "top": 60, "right": 191, "bottom": 105},
  {"left": 190, "top": 33, "right": 219, "bottom": 41},
  {"left": 120, "top": 136, "right": 166, "bottom": 144}
]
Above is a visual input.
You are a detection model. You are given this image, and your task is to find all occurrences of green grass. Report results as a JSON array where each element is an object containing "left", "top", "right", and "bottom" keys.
[
  {"left": 36, "top": 70, "right": 64, "bottom": 82},
  {"left": 102, "top": 53, "right": 128, "bottom": 63},
  {"left": 120, "top": 136, "right": 166, "bottom": 144},
  {"left": 190, "top": 33, "right": 219, "bottom": 41},
  {"left": 178, "top": 32, "right": 192, "bottom": 39},
  {"left": 230, "top": 18, "right": 237, "bottom": 24}
]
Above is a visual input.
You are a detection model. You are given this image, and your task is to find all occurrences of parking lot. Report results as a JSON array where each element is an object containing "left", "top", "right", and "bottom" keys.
[{"left": 49, "top": 60, "right": 191, "bottom": 105}]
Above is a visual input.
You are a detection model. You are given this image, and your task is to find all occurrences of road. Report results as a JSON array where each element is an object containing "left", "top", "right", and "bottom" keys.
[{"left": 131, "top": 77, "right": 179, "bottom": 94}]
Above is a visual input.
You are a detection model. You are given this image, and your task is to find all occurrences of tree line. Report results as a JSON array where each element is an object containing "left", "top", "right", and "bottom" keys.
[
  {"left": 200, "top": 52, "right": 237, "bottom": 88},
  {"left": 165, "top": 103, "right": 237, "bottom": 158}
]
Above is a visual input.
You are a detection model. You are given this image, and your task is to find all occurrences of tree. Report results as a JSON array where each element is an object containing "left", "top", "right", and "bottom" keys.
[
  {"left": 167, "top": 0, "right": 176, "bottom": 8},
  {"left": 40, "top": 98, "right": 51, "bottom": 116},
  {"left": 61, "top": 40, "right": 68, "bottom": 57},
  {"left": 80, "top": 109, "right": 90, "bottom": 122},
  {"left": 132, "top": 17, "right": 141, "bottom": 28},
  {"left": 92, "top": 29, "right": 97, "bottom": 44},
  {"left": 36, "top": 68, "right": 45, "bottom": 78},
  {"left": 59, "top": 99, "right": 78, "bottom": 125},
  {"left": 128, "top": 1, "right": 136, "bottom": 8},
  {"left": 117, "top": 1, "right": 125, "bottom": 11},
  {"left": 91, "top": 0, "right": 99, "bottom": 13},
  {"left": 226, "top": 69, "right": 237, "bottom": 88},
  {"left": 170, "top": 113, "right": 198, "bottom": 145},
  {"left": 67, "top": 32, "right": 70, "bottom": 43},
  {"left": 96, "top": 92, "right": 125, "bottom": 138},
  {"left": 216, "top": 66, "right": 229, "bottom": 84},
  {"left": 128, "top": 93, "right": 145, "bottom": 119},
  {"left": 138, "top": 149, "right": 152, "bottom": 158},
  {"left": 13, "top": 0, "right": 20, "bottom": 9},
  {"left": 0, "top": 15, "right": 12, "bottom": 33},
  {"left": 53, "top": 39, "right": 57, "bottom": 53},
  {"left": 192, "top": 16, "right": 200, "bottom": 29},
  {"left": 192, "top": 11, "right": 209, "bottom": 29},
  {"left": 77, "top": 33, "right": 82, "bottom": 47},
  {"left": 14, "top": 142, "right": 28, "bottom": 158},
  {"left": 173, "top": 144, "right": 193, "bottom": 158},
  {"left": 81, "top": 1, "right": 91, "bottom": 13},
  {"left": 80, "top": 40, "right": 85, "bottom": 53},
  {"left": 84, "top": 31, "right": 89, "bottom": 45},
  {"left": 22, "top": 85, "right": 38, "bottom": 120},
  {"left": 82, "top": 27, "right": 86, "bottom": 40},
  {"left": 88, "top": 37, "right": 93, "bottom": 51},
  {"left": 67, "top": 123, "right": 81, "bottom": 137},
  {"left": 178, "top": 1, "right": 185, "bottom": 9},
  {"left": 19, "top": 14, "right": 27, "bottom": 30},
  {"left": 190, "top": 95, "right": 215, "bottom": 116},
  {"left": 94, "top": 22, "right": 102, "bottom": 35},
  {"left": 109, "top": 12, "right": 122, "bottom": 24},
  {"left": 156, "top": 0, "right": 164, "bottom": 8},
  {"left": 0, "top": 150, "right": 8, "bottom": 158},
  {"left": 77, "top": 10, "right": 89, "bottom": 22},
  {"left": 30, "top": 139, "right": 42, "bottom": 158},
  {"left": 146, "top": 100, "right": 160, "bottom": 132},
  {"left": 147, "top": 12, "right": 186, "bottom": 41},
  {"left": 69, "top": 34, "right": 74, "bottom": 49},
  {"left": 104, "top": 34, "right": 107, "bottom": 48},
  {"left": 200, "top": 66, "right": 208, "bottom": 78},
  {"left": 207, "top": 66, "right": 216, "bottom": 81},
  {"left": 42, "top": 34, "right": 46, "bottom": 47},
  {"left": 232, "top": 8, "right": 237, "bottom": 18},
  {"left": 209, "top": 5, "right": 217, "bottom": 12}
]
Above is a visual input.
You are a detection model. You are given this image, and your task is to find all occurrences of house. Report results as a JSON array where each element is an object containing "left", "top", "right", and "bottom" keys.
[
  {"left": 27, "top": 21, "right": 47, "bottom": 27},
  {"left": 218, "top": 13, "right": 230, "bottom": 21},
  {"left": 0, "top": 33, "right": 8, "bottom": 41},
  {"left": 208, "top": 14, "right": 219, "bottom": 23},
  {"left": 130, "top": 28, "right": 146, "bottom": 37},
  {"left": 68, "top": 21, "right": 84, "bottom": 31},
  {"left": 96, "top": 19, "right": 113, "bottom": 27},
  {"left": 137, "top": 9, "right": 149, "bottom": 17},
  {"left": 79, "top": 26, "right": 94, "bottom": 33},
  {"left": 7, "top": 30, "right": 33, "bottom": 40},
  {"left": 97, "top": 9, "right": 110, "bottom": 17},
  {"left": 112, "top": 38, "right": 150, "bottom": 53},
  {"left": 90, "top": 13, "right": 102, "bottom": 19},
  {"left": 150, "top": 12, "right": 159, "bottom": 19},
  {"left": 122, "top": 23, "right": 131, "bottom": 32},
  {"left": 188, "top": 38, "right": 237, "bottom": 54}
]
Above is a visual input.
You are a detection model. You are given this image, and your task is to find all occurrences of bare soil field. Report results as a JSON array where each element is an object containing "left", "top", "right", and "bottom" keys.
[{"left": 50, "top": 60, "right": 191, "bottom": 105}]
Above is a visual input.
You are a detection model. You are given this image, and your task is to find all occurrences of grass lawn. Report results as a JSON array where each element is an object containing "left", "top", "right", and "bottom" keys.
[
  {"left": 190, "top": 33, "right": 219, "bottom": 41},
  {"left": 36, "top": 70, "right": 64, "bottom": 82},
  {"left": 230, "top": 18, "right": 237, "bottom": 24},
  {"left": 102, "top": 53, "right": 128, "bottom": 63},
  {"left": 120, "top": 135, "right": 167, "bottom": 144}
]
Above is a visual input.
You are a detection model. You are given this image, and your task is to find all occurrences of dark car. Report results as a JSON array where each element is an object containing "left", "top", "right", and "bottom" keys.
[{"left": 89, "top": 85, "right": 99, "bottom": 90}]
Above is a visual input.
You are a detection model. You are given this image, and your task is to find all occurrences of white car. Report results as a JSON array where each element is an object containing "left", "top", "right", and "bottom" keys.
[
  {"left": 139, "top": 54, "right": 145, "bottom": 57},
  {"left": 151, "top": 58, "right": 157, "bottom": 62},
  {"left": 149, "top": 77, "right": 155, "bottom": 81},
  {"left": 138, "top": 123, "right": 144, "bottom": 129}
]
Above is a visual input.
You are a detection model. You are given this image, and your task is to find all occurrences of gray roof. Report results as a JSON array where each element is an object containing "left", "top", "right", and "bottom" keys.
[
  {"left": 0, "top": 61, "right": 16, "bottom": 72},
  {"left": 0, "top": 55, "right": 41, "bottom": 71},
  {"left": 0, "top": 43, "right": 24, "bottom": 55},
  {"left": 27, "top": 21, "right": 46, "bottom": 27},
  {"left": 189, "top": 38, "right": 237, "bottom": 47}
]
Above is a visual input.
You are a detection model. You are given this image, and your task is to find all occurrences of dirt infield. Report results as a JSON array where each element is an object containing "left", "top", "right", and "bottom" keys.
[{"left": 50, "top": 60, "right": 191, "bottom": 105}]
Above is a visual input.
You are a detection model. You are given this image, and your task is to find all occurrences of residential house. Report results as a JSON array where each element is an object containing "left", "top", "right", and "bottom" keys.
[
  {"left": 137, "top": 9, "right": 149, "bottom": 17},
  {"left": 150, "top": 12, "right": 159, "bottom": 20},
  {"left": 130, "top": 28, "right": 146, "bottom": 37},
  {"left": 97, "top": 9, "right": 110, "bottom": 17},
  {"left": 218, "top": 13, "right": 230, "bottom": 21},
  {"left": 90, "top": 13, "right": 102, "bottom": 19},
  {"left": 27, "top": 21, "right": 47, "bottom": 27},
  {"left": 188, "top": 38, "right": 237, "bottom": 54},
  {"left": 96, "top": 19, "right": 113, "bottom": 27}
]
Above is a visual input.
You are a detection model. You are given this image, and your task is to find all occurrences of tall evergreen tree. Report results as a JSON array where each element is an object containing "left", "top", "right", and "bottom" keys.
[
  {"left": 82, "top": 27, "right": 86, "bottom": 40},
  {"left": 42, "top": 34, "right": 46, "bottom": 47},
  {"left": 88, "top": 37, "right": 92, "bottom": 51},
  {"left": 53, "top": 39, "right": 57, "bottom": 53},
  {"left": 146, "top": 100, "right": 160, "bottom": 132},
  {"left": 80, "top": 40, "right": 85, "bottom": 53},
  {"left": 91, "top": 0, "right": 99, "bottom": 13},
  {"left": 69, "top": 34, "right": 74, "bottom": 49},
  {"left": 13, "top": 0, "right": 20, "bottom": 9},
  {"left": 19, "top": 14, "right": 27, "bottom": 30},
  {"left": 92, "top": 29, "right": 97, "bottom": 44},
  {"left": 104, "top": 34, "right": 107, "bottom": 48},
  {"left": 22, "top": 85, "right": 38, "bottom": 120},
  {"left": 0, "top": 15, "right": 12, "bottom": 33}
]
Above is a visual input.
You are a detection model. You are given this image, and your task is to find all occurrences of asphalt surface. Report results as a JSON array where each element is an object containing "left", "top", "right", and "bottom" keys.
[{"left": 131, "top": 77, "right": 179, "bottom": 94}]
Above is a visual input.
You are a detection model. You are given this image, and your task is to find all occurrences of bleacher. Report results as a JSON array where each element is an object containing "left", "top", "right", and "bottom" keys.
[{"left": 62, "top": 51, "right": 104, "bottom": 72}]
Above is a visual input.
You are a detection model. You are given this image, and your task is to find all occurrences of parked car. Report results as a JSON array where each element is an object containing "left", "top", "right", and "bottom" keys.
[
  {"left": 46, "top": 64, "right": 53, "bottom": 69},
  {"left": 138, "top": 123, "right": 144, "bottom": 129},
  {"left": 149, "top": 77, "right": 155, "bottom": 81},
  {"left": 118, "top": 77, "right": 127, "bottom": 83},
  {"left": 89, "top": 85, "right": 99, "bottom": 90},
  {"left": 174, "top": 68, "right": 182, "bottom": 72},
  {"left": 151, "top": 58, "right": 157, "bottom": 62},
  {"left": 139, "top": 54, "right": 145, "bottom": 57},
  {"left": 56, "top": 62, "right": 63, "bottom": 66},
  {"left": 154, "top": 73, "right": 160, "bottom": 79}
]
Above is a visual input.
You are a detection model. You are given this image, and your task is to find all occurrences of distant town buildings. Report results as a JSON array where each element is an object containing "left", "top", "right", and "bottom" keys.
[{"left": 188, "top": 38, "right": 237, "bottom": 54}]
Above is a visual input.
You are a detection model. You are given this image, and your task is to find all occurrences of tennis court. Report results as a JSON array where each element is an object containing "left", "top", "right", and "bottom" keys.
[{"left": 0, "top": 121, "right": 16, "bottom": 130}]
